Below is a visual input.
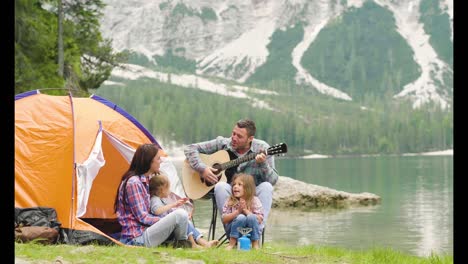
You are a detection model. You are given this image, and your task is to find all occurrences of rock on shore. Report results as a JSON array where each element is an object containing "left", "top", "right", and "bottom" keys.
[{"left": 272, "top": 176, "right": 381, "bottom": 209}]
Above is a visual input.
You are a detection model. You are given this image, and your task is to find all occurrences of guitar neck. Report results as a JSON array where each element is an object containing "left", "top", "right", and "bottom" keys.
[{"left": 220, "top": 152, "right": 259, "bottom": 171}]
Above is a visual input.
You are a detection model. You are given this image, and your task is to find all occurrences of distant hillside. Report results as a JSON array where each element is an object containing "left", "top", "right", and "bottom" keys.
[{"left": 96, "top": 73, "right": 452, "bottom": 156}]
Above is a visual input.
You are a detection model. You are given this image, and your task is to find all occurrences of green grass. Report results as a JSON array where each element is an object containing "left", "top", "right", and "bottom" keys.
[{"left": 15, "top": 242, "right": 452, "bottom": 264}]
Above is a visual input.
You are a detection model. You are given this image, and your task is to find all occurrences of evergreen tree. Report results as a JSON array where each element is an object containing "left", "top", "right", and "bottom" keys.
[{"left": 15, "top": 0, "right": 127, "bottom": 94}]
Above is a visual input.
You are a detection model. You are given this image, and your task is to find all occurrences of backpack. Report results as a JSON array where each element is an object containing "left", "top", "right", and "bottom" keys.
[
  {"left": 15, "top": 226, "right": 59, "bottom": 244},
  {"left": 14, "top": 207, "right": 62, "bottom": 244}
]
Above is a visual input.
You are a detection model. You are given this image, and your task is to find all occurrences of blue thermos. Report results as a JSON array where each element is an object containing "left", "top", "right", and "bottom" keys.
[{"left": 238, "top": 233, "right": 251, "bottom": 251}]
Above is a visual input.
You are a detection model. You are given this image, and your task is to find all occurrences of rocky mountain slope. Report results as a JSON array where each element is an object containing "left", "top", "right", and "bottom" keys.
[{"left": 99, "top": 0, "right": 453, "bottom": 109}]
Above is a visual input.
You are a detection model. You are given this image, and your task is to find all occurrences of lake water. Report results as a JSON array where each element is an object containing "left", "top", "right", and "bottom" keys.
[{"left": 182, "top": 155, "right": 453, "bottom": 257}]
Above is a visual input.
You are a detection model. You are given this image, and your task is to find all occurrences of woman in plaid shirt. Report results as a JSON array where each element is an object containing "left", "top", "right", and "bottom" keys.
[{"left": 114, "top": 143, "right": 190, "bottom": 247}]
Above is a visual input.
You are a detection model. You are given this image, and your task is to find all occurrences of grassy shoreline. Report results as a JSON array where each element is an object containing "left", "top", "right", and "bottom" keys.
[{"left": 15, "top": 242, "right": 453, "bottom": 264}]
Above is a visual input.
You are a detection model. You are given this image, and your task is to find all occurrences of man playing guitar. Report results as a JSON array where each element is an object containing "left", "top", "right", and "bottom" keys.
[{"left": 184, "top": 119, "right": 280, "bottom": 233}]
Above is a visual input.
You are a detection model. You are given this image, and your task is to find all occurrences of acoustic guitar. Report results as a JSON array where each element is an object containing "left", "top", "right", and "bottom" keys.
[{"left": 182, "top": 143, "right": 288, "bottom": 200}]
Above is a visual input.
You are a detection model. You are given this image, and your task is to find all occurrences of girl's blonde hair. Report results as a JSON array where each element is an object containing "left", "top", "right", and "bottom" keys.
[
  {"left": 149, "top": 173, "right": 170, "bottom": 197},
  {"left": 227, "top": 173, "right": 256, "bottom": 208}
]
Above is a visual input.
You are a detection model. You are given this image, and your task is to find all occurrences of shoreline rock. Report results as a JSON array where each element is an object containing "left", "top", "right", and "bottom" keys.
[{"left": 272, "top": 176, "right": 381, "bottom": 209}]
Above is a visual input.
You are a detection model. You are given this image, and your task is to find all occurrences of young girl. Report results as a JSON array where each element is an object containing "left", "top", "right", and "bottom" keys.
[
  {"left": 222, "top": 173, "right": 264, "bottom": 250},
  {"left": 149, "top": 174, "right": 219, "bottom": 248}
]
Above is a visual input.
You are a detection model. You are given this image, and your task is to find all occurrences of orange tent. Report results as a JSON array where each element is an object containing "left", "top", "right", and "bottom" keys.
[{"left": 15, "top": 90, "right": 185, "bottom": 245}]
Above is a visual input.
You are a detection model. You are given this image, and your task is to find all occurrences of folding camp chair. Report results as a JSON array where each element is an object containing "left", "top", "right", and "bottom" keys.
[{"left": 207, "top": 191, "right": 218, "bottom": 241}]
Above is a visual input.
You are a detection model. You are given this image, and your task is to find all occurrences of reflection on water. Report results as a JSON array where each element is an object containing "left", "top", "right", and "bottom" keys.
[
  {"left": 267, "top": 206, "right": 381, "bottom": 247},
  {"left": 400, "top": 157, "right": 453, "bottom": 256},
  {"left": 184, "top": 156, "right": 452, "bottom": 257}
]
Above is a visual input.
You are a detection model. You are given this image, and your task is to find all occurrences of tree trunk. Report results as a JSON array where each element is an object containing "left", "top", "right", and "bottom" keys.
[{"left": 57, "top": 0, "right": 64, "bottom": 77}]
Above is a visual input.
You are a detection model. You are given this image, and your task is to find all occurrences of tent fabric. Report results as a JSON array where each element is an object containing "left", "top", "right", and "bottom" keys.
[
  {"left": 15, "top": 91, "right": 185, "bottom": 245},
  {"left": 104, "top": 130, "right": 136, "bottom": 163}
]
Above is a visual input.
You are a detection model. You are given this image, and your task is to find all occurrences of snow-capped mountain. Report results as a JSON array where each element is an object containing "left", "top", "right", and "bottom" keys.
[{"left": 99, "top": 0, "right": 453, "bottom": 109}]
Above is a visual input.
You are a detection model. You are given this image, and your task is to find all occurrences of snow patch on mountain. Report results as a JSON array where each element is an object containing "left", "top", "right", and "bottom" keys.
[
  {"left": 197, "top": 19, "right": 276, "bottom": 82},
  {"left": 289, "top": 0, "right": 366, "bottom": 100},
  {"left": 346, "top": 0, "right": 366, "bottom": 8},
  {"left": 106, "top": 64, "right": 277, "bottom": 111},
  {"left": 293, "top": 21, "right": 352, "bottom": 101},
  {"left": 374, "top": 0, "right": 451, "bottom": 109}
]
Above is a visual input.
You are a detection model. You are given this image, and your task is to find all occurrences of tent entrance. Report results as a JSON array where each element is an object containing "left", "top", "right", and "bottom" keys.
[
  {"left": 77, "top": 130, "right": 131, "bottom": 239},
  {"left": 81, "top": 218, "right": 121, "bottom": 239},
  {"left": 75, "top": 128, "right": 185, "bottom": 242}
]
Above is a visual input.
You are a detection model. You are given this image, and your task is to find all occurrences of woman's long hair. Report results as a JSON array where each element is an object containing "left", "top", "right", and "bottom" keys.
[
  {"left": 114, "top": 143, "right": 159, "bottom": 213},
  {"left": 226, "top": 173, "right": 256, "bottom": 209}
]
